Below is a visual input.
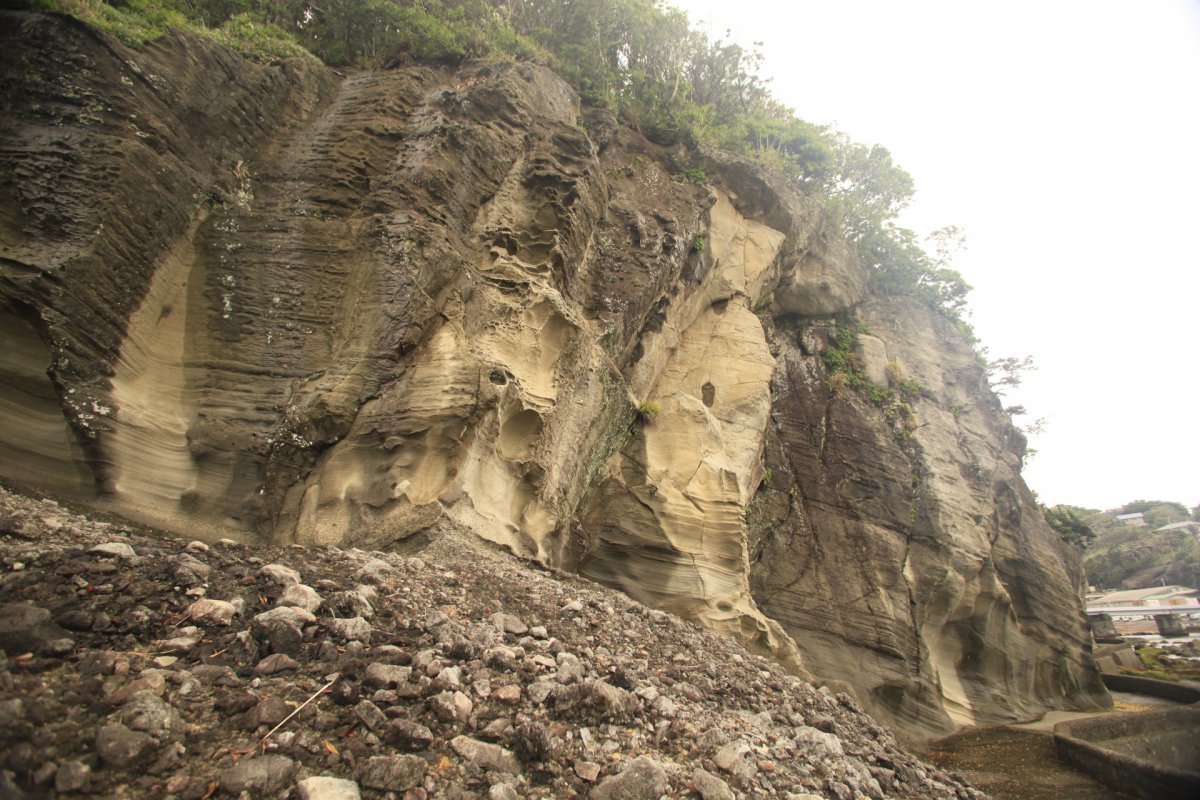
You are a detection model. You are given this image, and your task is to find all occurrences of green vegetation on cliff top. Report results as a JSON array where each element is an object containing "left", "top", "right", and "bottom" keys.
[{"left": 18, "top": 0, "right": 971, "bottom": 322}]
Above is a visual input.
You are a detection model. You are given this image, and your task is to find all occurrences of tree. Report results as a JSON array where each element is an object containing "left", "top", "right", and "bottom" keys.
[
  {"left": 985, "top": 354, "right": 1035, "bottom": 394},
  {"left": 1043, "top": 505, "right": 1096, "bottom": 548}
]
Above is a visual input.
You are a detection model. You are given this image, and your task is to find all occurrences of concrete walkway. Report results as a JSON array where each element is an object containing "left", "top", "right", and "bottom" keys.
[{"left": 924, "top": 725, "right": 1136, "bottom": 800}]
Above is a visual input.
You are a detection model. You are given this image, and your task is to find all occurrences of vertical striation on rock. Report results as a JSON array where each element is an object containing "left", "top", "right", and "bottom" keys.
[
  {"left": 748, "top": 298, "right": 1110, "bottom": 737},
  {"left": 0, "top": 10, "right": 1108, "bottom": 739}
]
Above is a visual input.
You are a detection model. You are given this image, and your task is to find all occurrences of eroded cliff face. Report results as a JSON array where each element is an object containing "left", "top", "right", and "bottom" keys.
[{"left": 0, "top": 11, "right": 1107, "bottom": 738}]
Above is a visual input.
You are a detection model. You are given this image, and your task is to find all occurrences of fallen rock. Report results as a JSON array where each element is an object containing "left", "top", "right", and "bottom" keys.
[
  {"left": 364, "top": 662, "right": 412, "bottom": 689},
  {"left": 329, "top": 616, "right": 371, "bottom": 643},
  {"left": 589, "top": 756, "right": 669, "bottom": 800},
  {"left": 188, "top": 598, "right": 237, "bottom": 626},
  {"left": 693, "top": 767, "right": 735, "bottom": 800},
  {"left": 255, "top": 653, "right": 300, "bottom": 675},
  {"left": 54, "top": 760, "right": 90, "bottom": 793},
  {"left": 279, "top": 583, "right": 323, "bottom": 612},
  {"left": 219, "top": 755, "right": 297, "bottom": 794},
  {"left": 297, "top": 775, "right": 362, "bottom": 800},
  {"left": 555, "top": 680, "right": 639, "bottom": 722},
  {"left": 450, "top": 736, "right": 520, "bottom": 774},
  {"left": 117, "top": 690, "right": 185, "bottom": 742},
  {"left": 357, "top": 755, "right": 425, "bottom": 792},
  {"left": 170, "top": 554, "right": 210, "bottom": 586},
  {"left": 384, "top": 719, "right": 434, "bottom": 751},
  {"left": 490, "top": 612, "right": 528, "bottom": 636},
  {"left": 0, "top": 602, "right": 69, "bottom": 655},
  {"left": 94, "top": 723, "right": 156, "bottom": 768},
  {"left": 261, "top": 563, "right": 301, "bottom": 586},
  {"left": 252, "top": 606, "right": 316, "bottom": 655},
  {"left": 90, "top": 542, "right": 137, "bottom": 559}
]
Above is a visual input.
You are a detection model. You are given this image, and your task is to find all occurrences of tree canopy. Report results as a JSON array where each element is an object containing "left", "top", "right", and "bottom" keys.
[{"left": 1042, "top": 505, "right": 1096, "bottom": 548}]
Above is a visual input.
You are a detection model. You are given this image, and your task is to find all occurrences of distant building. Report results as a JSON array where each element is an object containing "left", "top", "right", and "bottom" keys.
[
  {"left": 1155, "top": 520, "right": 1199, "bottom": 535},
  {"left": 1088, "top": 585, "right": 1200, "bottom": 609},
  {"left": 1114, "top": 512, "right": 1147, "bottom": 527}
]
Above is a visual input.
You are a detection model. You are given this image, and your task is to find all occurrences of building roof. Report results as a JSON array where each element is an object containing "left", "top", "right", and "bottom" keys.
[
  {"left": 1089, "top": 585, "right": 1199, "bottom": 605},
  {"left": 1115, "top": 512, "right": 1144, "bottom": 521},
  {"left": 1155, "top": 521, "right": 1198, "bottom": 532}
]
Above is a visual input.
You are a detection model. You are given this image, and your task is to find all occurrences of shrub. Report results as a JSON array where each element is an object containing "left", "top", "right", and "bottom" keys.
[{"left": 635, "top": 401, "right": 660, "bottom": 423}]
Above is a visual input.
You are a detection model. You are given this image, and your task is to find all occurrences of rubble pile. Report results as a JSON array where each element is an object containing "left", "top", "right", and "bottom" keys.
[{"left": 0, "top": 486, "right": 985, "bottom": 799}]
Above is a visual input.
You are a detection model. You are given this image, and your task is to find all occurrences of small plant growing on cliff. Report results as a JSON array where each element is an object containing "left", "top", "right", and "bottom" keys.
[
  {"left": 898, "top": 377, "right": 922, "bottom": 398},
  {"left": 682, "top": 167, "right": 708, "bottom": 185},
  {"left": 635, "top": 401, "right": 661, "bottom": 423},
  {"left": 692, "top": 236, "right": 706, "bottom": 252}
]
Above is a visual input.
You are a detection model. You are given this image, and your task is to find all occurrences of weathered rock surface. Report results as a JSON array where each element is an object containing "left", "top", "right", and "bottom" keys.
[
  {"left": 0, "top": 9, "right": 1106, "bottom": 741},
  {"left": 746, "top": 302, "right": 1110, "bottom": 736}
]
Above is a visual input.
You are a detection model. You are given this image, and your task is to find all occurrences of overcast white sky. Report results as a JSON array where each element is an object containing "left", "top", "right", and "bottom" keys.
[{"left": 672, "top": 0, "right": 1200, "bottom": 511}]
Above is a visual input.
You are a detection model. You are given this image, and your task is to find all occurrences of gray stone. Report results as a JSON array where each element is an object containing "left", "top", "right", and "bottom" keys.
[
  {"left": 589, "top": 756, "right": 669, "bottom": 800},
  {"left": 327, "top": 590, "right": 373, "bottom": 618},
  {"left": 244, "top": 695, "right": 292, "bottom": 729},
  {"left": 90, "top": 542, "right": 136, "bottom": 559},
  {"left": 330, "top": 616, "right": 372, "bottom": 643},
  {"left": 450, "top": 736, "right": 520, "bottom": 774},
  {"left": 37, "top": 637, "right": 74, "bottom": 657},
  {"left": 489, "top": 612, "right": 528, "bottom": 636},
  {"left": 117, "top": 689, "right": 185, "bottom": 741},
  {"left": 188, "top": 598, "right": 237, "bottom": 626},
  {"left": 0, "top": 602, "right": 69, "bottom": 655},
  {"left": 384, "top": 718, "right": 434, "bottom": 751},
  {"left": 792, "top": 725, "right": 844, "bottom": 759},
  {"left": 354, "top": 700, "right": 388, "bottom": 733},
  {"left": 252, "top": 606, "right": 315, "bottom": 655},
  {"left": 54, "top": 761, "right": 90, "bottom": 793},
  {"left": 297, "top": 776, "right": 362, "bottom": 800},
  {"left": 0, "top": 699, "right": 23, "bottom": 730},
  {"left": 364, "top": 662, "right": 411, "bottom": 688},
  {"left": 191, "top": 664, "right": 238, "bottom": 685},
  {"left": 170, "top": 554, "right": 210, "bottom": 586},
  {"left": 261, "top": 563, "right": 301, "bottom": 586},
  {"left": 279, "top": 583, "right": 323, "bottom": 612},
  {"left": 95, "top": 723, "right": 156, "bottom": 767},
  {"left": 357, "top": 755, "right": 425, "bottom": 791},
  {"left": 555, "top": 652, "right": 585, "bottom": 684},
  {"left": 429, "top": 690, "right": 472, "bottom": 721},
  {"left": 555, "top": 680, "right": 639, "bottom": 721},
  {"left": 526, "top": 680, "right": 556, "bottom": 705},
  {"left": 714, "top": 740, "right": 748, "bottom": 770},
  {"left": 219, "top": 755, "right": 297, "bottom": 794},
  {"left": 574, "top": 760, "right": 601, "bottom": 782},
  {"left": 434, "top": 664, "right": 463, "bottom": 690},
  {"left": 355, "top": 559, "right": 398, "bottom": 586},
  {"left": 255, "top": 653, "right": 300, "bottom": 675},
  {"left": 692, "top": 767, "right": 735, "bottom": 800},
  {"left": 489, "top": 784, "right": 520, "bottom": 800}
]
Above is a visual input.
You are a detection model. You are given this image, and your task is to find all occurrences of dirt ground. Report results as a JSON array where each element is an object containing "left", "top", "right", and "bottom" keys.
[{"left": 924, "top": 726, "right": 1136, "bottom": 800}]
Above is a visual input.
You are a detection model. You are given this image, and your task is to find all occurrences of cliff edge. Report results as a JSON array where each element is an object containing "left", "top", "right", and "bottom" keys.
[{"left": 0, "top": 11, "right": 1108, "bottom": 740}]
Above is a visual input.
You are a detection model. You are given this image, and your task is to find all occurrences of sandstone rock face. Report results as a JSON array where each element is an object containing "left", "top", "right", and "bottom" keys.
[
  {"left": 748, "top": 300, "right": 1110, "bottom": 737},
  {"left": 0, "top": 12, "right": 1107, "bottom": 737}
]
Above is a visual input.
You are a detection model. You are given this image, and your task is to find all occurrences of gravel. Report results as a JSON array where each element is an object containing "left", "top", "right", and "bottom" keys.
[{"left": 0, "top": 485, "right": 989, "bottom": 798}]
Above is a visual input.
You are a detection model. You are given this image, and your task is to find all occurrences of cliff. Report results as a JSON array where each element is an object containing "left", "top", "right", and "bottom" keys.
[{"left": 0, "top": 11, "right": 1108, "bottom": 740}]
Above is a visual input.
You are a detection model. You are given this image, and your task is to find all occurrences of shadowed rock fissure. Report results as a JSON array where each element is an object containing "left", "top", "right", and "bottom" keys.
[{"left": 0, "top": 11, "right": 1108, "bottom": 739}]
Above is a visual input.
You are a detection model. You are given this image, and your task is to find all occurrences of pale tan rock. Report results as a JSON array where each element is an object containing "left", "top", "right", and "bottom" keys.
[{"left": 0, "top": 18, "right": 1105, "bottom": 746}]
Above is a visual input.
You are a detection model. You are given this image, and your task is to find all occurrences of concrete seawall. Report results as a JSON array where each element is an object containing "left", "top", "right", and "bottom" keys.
[
  {"left": 1053, "top": 707, "right": 1200, "bottom": 800},
  {"left": 1100, "top": 672, "right": 1200, "bottom": 704}
]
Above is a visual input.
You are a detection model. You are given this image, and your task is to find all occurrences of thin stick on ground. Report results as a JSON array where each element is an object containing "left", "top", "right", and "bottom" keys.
[{"left": 239, "top": 673, "right": 339, "bottom": 755}]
